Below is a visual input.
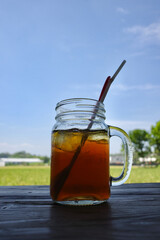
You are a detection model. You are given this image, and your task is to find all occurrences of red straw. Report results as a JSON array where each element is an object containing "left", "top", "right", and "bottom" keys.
[
  {"left": 99, "top": 76, "right": 111, "bottom": 101},
  {"left": 99, "top": 60, "right": 126, "bottom": 103}
]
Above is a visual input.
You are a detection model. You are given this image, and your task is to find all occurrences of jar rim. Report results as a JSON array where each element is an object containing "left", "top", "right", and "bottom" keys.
[{"left": 56, "top": 98, "right": 104, "bottom": 110}]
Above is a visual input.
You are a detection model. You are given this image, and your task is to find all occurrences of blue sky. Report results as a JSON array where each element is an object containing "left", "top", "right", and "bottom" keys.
[{"left": 0, "top": 0, "right": 160, "bottom": 155}]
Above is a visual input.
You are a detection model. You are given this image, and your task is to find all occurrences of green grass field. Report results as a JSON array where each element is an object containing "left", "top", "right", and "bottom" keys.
[{"left": 0, "top": 165, "right": 159, "bottom": 186}]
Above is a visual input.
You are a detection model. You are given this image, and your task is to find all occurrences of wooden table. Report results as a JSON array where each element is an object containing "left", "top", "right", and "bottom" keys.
[{"left": 0, "top": 183, "right": 160, "bottom": 240}]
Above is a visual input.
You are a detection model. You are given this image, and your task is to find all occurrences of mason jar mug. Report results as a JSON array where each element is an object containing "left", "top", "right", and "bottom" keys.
[{"left": 50, "top": 98, "right": 133, "bottom": 206}]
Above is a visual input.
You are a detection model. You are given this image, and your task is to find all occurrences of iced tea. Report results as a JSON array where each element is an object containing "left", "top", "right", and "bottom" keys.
[{"left": 50, "top": 129, "right": 110, "bottom": 202}]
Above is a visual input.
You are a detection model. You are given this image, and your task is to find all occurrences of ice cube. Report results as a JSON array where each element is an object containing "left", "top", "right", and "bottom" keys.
[
  {"left": 88, "top": 131, "right": 109, "bottom": 143},
  {"left": 53, "top": 131, "right": 83, "bottom": 152}
]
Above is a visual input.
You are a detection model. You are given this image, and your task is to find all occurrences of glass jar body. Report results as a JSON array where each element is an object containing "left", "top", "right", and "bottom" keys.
[{"left": 50, "top": 98, "right": 111, "bottom": 206}]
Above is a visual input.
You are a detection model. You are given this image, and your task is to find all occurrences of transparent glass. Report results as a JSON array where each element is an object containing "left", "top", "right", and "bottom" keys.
[{"left": 50, "top": 98, "right": 133, "bottom": 206}]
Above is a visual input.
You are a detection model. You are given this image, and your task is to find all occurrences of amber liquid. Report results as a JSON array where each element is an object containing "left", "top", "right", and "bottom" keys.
[{"left": 50, "top": 129, "right": 110, "bottom": 202}]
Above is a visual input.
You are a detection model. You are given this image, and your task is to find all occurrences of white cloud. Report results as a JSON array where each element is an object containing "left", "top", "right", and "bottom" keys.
[
  {"left": 113, "top": 83, "right": 160, "bottom": 91},
  {"left": 107, "top": 120, "right": 152, "bottom": 131},
  {"left": 117, "top": 7, "right": 129, "bottom": 14},
  {"left": 0, "top": 142, "right": 34, "bottom": 153},
  {"left": 125, "top": 22, "right": 160, "bottom": 44},
  {"left": 71, "top": 83, "right": 160, "bottom": 92},
  {"left": 0, "top": 142, "right": 50, "bottom": 156},
  {"left": 129, "top": 51, "right": 145, "bottom": 57},
  {"left": 57, "top": 37, "right": 89, "bottom": 53},
  {"left": 153, "top": 55, "right": 160, "bottom": 60}
]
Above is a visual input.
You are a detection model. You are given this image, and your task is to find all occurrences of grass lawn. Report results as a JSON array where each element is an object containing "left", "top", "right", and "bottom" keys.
[
  {"left": 110, "top": 165, "right": 160, "bottom": 184},
  {"left": 0, "top": 165, "right": 160, "bottom": 186},
  {"left": 0, "top": 166, "right": 50, "bottom": 186}
]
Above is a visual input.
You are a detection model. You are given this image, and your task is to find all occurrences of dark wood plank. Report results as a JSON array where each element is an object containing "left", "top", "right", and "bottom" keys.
[{"left": 0, "top": 183, "right": 160, "bottom": 240}]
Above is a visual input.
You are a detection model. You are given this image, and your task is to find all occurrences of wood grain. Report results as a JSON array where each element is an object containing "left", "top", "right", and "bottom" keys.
[{"left": 0, "top": 183, "right": 160, "bottom": 240}]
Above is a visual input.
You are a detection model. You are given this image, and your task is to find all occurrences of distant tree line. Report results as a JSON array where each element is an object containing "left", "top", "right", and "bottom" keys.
[
  {"left": 0, "top": 151, "right": 50, "bottom": 164},
  {"left": 125, "top": 120, "right": 160, "bottom": 165}
]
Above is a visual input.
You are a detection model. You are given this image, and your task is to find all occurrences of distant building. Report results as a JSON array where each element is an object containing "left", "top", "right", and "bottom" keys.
[
  {"left": 139, "top": 157, "right": 156, "bottom": 163},
  {"left": 0, "top": 159, "right": 5, "bottom": 167},
  {"left": 0, "top": 158, "right": 43, "bottom": 167},
  {"left": 110, "top": 154, "right": 124, "bottom": 165}
]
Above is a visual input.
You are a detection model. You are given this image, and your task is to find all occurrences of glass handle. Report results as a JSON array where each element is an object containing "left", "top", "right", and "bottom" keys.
[{"left": 109, "top": 126, "right": 133, "bottom": 186}]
